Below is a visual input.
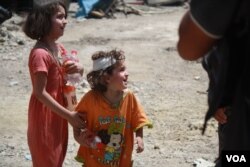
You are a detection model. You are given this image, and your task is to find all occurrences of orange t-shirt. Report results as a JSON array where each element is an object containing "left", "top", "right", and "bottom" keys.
[{"left": 75, "top": 90, "right": 152, "bottom": 167}]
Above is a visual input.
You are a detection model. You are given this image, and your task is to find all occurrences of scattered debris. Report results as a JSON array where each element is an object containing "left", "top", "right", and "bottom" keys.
[
  {"left": 24, "top": 154, "right": 32, "bottom": 161},
  {"left": 193, "top": 158, "right": 215, "bottom": 167}
]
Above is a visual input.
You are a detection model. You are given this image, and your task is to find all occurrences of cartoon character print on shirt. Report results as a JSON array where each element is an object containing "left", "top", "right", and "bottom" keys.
[{"left": 97, "top": 122, "right": 124, "bottom": 165}]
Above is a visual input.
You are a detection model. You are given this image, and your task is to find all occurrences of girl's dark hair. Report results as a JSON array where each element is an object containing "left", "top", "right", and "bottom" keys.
[
  {"left": 23, "top": 0, "right": 67, "bottom": 40},
  {"left": 87, "top": 49, "right": 125, "bottom": 93}
]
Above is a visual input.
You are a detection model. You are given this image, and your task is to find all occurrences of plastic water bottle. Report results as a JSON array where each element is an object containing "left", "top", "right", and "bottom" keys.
[
  {"left": 63, "top": 85, "right": 77, "bottom": 111},
  {"left": 81, "top": 129, "right": 102, "bottom": 149},
  {"left": 62, "top": 50, "right": 82, "bottom": 86},
  {"left": 90, "top": 136, "right": 102, "bottom": 149},
  {"left": 62, "top": 50, "right": 81, "bottom": 111}
]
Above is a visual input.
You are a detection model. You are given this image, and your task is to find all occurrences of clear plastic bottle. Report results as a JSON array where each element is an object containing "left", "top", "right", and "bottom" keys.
[
  {"left": 62, "top": 50, "right": 82, "bottom": 86},
  {"left": 81, "top": 129, "right": 102, "bottom": 149},
  {"left": 62, "top": 50, "right": 81, "bottom": 111},
  {"left": 89, "top": 136, "right": 102, "bottom": 149},
  {"left": 63, "top": 85, "right": 77, "bottom": 111}
]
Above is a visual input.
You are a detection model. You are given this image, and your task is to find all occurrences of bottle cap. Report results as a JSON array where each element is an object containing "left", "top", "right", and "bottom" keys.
[
  {"left": 63, "top": 85, "right": 75, "bottom": 93},
  {"left": 71, "top": 50, "right": 78, "bottom": 55}
]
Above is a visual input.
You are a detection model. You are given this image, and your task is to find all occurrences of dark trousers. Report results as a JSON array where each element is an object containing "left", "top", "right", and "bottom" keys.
[{"left": 215, "top": 98, "right": 250, "bottom": 167}]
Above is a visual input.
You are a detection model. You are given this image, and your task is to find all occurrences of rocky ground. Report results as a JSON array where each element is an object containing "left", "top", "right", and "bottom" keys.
[{"left": 0, "top": 2, "right": 218, "bottom": 167}]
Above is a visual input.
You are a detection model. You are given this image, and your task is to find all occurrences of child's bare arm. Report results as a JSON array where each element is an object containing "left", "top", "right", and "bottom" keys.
[
  {"left": 33, "top": 72, "right": 86, "bottom": 129},
  {"left": 73, "top": 127, "right": 82, "bottom": 144},
  {"left": 135, "top": 128, "right": 144, "bottom": 153}
]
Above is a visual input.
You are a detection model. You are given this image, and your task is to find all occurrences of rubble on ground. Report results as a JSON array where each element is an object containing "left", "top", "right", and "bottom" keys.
[{"left": 0, "top": 13, "right": 27, "bottom": 53}]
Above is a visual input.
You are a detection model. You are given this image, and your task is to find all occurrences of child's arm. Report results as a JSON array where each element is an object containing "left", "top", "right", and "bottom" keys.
[
  {"left": 135, "top": 128, "right": 144, "bottom": 153},
  {"left": 33, "top": 72, "right": 86, "bottom": 129},
  {"left": 214, "top": 107, "right": 227, "bottom": 124},
  {"left": 73, "top": 127, "right": 80, "bottom": 140}
]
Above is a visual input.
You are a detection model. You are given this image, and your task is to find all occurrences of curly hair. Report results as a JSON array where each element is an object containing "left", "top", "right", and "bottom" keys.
[
  {"left": 23, "top": 0, "right": 67, "bottom": 40},
  {"left": 87, "top": 49, "right": 125, "bottom": 93}
]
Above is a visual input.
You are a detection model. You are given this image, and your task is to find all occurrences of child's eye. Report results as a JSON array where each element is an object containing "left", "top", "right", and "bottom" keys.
[
  {"left": 120, "top": 67, "right": 126, "bottom": 71},
  {"left": 57, "top": 13, "right": 66, "bottom": 19}
]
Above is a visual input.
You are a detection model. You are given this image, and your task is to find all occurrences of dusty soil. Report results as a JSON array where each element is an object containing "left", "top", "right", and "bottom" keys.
[{"left": 0, "top": 2, "right": 218, "bottom": 167}]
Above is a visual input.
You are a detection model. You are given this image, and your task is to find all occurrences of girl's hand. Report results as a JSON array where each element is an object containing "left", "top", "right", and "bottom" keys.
[
  {"left": 214, "top": 107, "right": 227, "bottom": 124},
  {"left": 63, "top": 61, "right": 84, "bottom": 75},
  {"left": 135, "top": 136, "right": 144, "bottom": 153},
  {"left": 79, "top": 129, "right": 96, "bottom": 147},
  {"left": 74, "top": 128, "right": 96, "bottom": 147},
  {"left": 67, "top": 111, "right": 87, "bottom": 129}
]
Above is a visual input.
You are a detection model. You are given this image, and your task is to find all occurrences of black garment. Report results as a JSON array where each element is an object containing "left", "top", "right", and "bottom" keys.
[
  {"left": 190, "top": 0, "right": 238, "bottom": 38},
  {"left": 0, "top": 5, "right": 12, "bottom": 24},
  {"left": 191, "top": 0, "right": 250, "bottom": 166},
  {"left": 0, "top": 0, "right": 33, "bottom": 12}
]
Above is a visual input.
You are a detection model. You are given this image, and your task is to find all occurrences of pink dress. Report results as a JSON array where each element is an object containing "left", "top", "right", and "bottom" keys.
[{"left": 27, "top": 45, "right": 68, "bottom": 167}]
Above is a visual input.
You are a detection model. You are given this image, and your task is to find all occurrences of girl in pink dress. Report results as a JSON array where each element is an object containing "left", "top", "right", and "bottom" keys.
[{"left": 23, "top": 1, "right": 86, "bottom": 166}]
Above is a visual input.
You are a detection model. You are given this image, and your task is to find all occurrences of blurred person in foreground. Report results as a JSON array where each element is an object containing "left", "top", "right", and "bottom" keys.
[{"left": 177, "top": 0, "right": 250, "bottom": 166}]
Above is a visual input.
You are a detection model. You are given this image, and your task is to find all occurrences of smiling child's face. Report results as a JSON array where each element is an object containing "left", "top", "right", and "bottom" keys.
[{"left": 106, "top": 60, "right": 129, "bottom": 91}]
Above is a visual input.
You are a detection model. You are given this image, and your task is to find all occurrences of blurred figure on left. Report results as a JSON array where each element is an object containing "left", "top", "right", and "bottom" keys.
[{"left": 0, "top": 5, "right": 12, "bottom": 24}]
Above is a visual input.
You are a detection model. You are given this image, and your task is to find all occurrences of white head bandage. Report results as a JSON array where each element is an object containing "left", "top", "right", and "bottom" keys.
[{"left": 92, "top": 57, "right": 116, "bottom": 71}]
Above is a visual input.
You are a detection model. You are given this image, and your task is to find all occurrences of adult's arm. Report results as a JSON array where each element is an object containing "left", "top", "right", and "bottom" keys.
[{"left": 177, "top": 11, "right": 217, "bottom": 61}]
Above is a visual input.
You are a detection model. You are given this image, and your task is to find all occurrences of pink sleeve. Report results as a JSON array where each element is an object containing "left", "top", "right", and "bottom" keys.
[{"left": 29, "top": 48, "right": 52, "bottom": 75}]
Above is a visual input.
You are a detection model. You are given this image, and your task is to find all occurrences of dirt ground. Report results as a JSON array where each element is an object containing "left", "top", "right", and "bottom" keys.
[{"left": 0, "top": 2, "right": 218, "bottom": 167}]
